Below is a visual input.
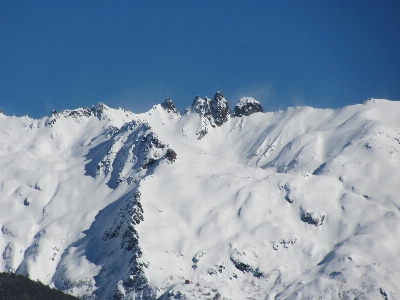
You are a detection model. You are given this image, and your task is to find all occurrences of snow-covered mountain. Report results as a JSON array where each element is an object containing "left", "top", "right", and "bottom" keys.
[{"left": 1, "top": 93, "right": 400, "bottom": 299}]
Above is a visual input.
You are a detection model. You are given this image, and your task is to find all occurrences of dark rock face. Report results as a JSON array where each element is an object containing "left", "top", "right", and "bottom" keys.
[
  {"left": 233, "top": 98, "right": 263, "bottom": 117},
  {"left": 196, "top": 128, "right": 208, "bottom": 140},
  {"left": 301, "top": 212, "right": 325, "bottom": 226},
  {"left": 192, "top": 95, "right": 212, "bottom": 118},
  {"left": 188, "top": 92, "right": 231, "bottom": 139},
  {"left": 189, "top": 96, "right": 214, "bottom": 139},
  {"left": 102, "top": 191, "right": 144, "bottom": 249},
  {"left": 165, "top": 149, "right": 177, "bottom": 162},
  {"left": 99, "top": 190, "right": 155, "bottom": 299},
  {"left": 161, "top": 98, "right": 179, "bottom": 115},
  {"left": 211, "top": 91, "right": 230, "bottom": 126},
  {"left": 230, "top": 258, "right": 252, "bottom": 273},
  {"left": 230, "top": 255, "right": 267, "bottom": 279}
]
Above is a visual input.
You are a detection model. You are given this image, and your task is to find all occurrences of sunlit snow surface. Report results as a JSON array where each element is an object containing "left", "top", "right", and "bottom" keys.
[{"left": 1, "top": 99, "right": 400, "bottom": 299}]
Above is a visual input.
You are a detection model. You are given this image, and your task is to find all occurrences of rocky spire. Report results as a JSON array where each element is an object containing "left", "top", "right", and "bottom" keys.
[
  {"left": 233, "top": 97, "right": 263, "bottom": 117},
  {"left": 161, "top": 98, "right": 179, "bottom": 114},
  {"left": 211, "top": 91, "right": 230, "bottom": 126},
  {"left": 191, "top": 95, "right": 212, "bottom": 118}
]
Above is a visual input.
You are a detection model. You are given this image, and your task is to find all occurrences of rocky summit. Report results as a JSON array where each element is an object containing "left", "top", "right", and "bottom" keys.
[
  {"left": 210, "top": 91, "right": 230, "bottom": 127},
  {"left": 233, "top": 97, "right": 263, "bottom": 117}
]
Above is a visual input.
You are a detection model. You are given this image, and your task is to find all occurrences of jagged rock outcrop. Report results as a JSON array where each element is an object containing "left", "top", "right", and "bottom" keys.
[
  {"left": 191, "top": 95, "right": 212, "bottom": 119},
  {"left": 85, "top": 119, "right": 176, "bottom": 188},
  {"left": 186, "top": 96, "right": 215, "bottom": 139},
  {"left": 233, "top": 97, "right": 263, "bottom": 117},
  {"left": 45, "top": 106, "right": 94, "bottom": 126},
  {"left": 301, "top": 211, "right": 325, "bottom": 226},
  {"left": 45, "top": 103, "right": 117, "bottom": 127},
  {"left": 161, "top": 99, "right": 179, "bottom": 115},
  {"left": 100, "top": 191, "right": 153, "bottom": 299},
  {"left": 211, "top": 91, "right": 230, "bottom": 126},
  {"left": 186, "top": 92, "right": 231, "bottom": 138},
  {"left": 2, "top": 242, "right": 15, "bottom": 272},
  {"left": 230, "top": 250, "right": 266, "bottom": 279},
  {"left": 53, "top": 190, "right": 155, "bottom": 300},
  {"left": 165, "top": 149, "right": 177, "bottom": 163}
]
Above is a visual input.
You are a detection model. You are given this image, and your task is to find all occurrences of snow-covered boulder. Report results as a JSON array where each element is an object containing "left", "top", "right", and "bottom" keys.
[{"left": 233, "top": 97, "right": 263, "bottom": 117}]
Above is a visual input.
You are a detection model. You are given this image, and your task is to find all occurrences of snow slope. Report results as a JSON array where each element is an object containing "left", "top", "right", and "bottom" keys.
[{"left": 1, "top": 96, "right": 400, "bottom": 299}]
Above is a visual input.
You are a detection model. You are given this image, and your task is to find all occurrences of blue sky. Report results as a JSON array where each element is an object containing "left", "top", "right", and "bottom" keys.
[{"left": 1, "top": 1, "right": 399, "bottom": 118}]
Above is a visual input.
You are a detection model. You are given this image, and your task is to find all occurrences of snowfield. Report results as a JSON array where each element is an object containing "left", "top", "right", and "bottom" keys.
[{"left": 1, "top": 95, "right": 400, "bottom": 299}]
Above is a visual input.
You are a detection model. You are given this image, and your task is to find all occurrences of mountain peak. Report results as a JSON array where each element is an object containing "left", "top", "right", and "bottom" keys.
[
  {"left": 161, "top": 98, "right": 179, "bottom": 115},
  {"left": 233, "top": 97, "right": 263, "bottom": 117},
  {"left": 190, "top": 95, "right": 212, "bottom": 118},
  {"left": 211, "top": 91, "right": 230, "bottom": 126}
]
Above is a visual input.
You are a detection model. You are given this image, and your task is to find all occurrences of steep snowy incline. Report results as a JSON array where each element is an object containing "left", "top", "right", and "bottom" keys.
[
  {"left": 134, "top": 98, "right": 400, "bottom": 299},
  {"left": 1, "top": 98, "right": 400, "bottom": 299},
  {"left": 0, "top": 104, "right": 176, "bottom": 299}
]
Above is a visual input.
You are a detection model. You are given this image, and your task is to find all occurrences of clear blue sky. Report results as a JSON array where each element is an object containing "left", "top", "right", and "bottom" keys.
[{"left": 1, "top": 1, "right": 399, "bottom": 118}]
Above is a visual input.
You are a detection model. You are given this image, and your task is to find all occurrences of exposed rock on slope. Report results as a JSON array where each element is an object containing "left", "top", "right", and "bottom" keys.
[
  {"left": 186, "top": 95, "right": 214, "bottom": 139},
  {"left": 86, "top": 119, "right": 176, "bottom": 188},
  {"left": 185, "top": 91, "right": 231, "bottom": 138},
  {"left": 190, "top": 95, "right": 212, "bottom": 119}
]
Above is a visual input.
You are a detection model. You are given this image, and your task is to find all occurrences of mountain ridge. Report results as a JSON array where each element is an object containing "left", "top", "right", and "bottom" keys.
[{"left": 1, "top": 96, "right": 400, "bottom": 299}]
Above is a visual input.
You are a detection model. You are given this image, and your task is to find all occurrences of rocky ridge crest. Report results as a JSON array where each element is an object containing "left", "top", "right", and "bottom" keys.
[{"left": 181, "top": 91, "right": 262, "bottom": 139}]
